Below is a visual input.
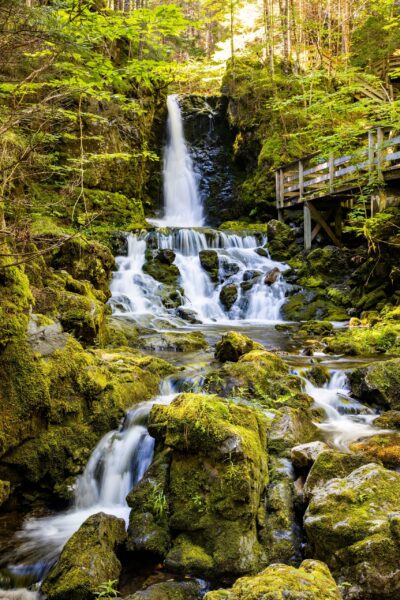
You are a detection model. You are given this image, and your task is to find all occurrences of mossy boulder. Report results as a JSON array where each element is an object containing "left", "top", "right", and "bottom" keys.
[
  {"left": 219, "top": 284, "right": 238, "bottom": 310},
  {"left": 58, "top": 290, "right": 107, "bottom": 345},
  {"left": 139, "top": 331, "right": 208, "bottom": 353},
  {"left": 304, "top": 365, "right": 331, "bottom": 387},
  {"left": 349, "top": 359, "right": 400, "bottom": 409},
  {"left": 41, "top": 512, "right": 126, "bottom": 600},
  {"left": 266, "top": 220, "right": 298, "bottom": 262},
  {"left": 290, "top": 441, "right": 331, "bottom": 470},
  {"left": 50, "top": 237, "right": 115, "bottom": 296},
  {"left": 303, "top": 450, "right": 373, "bottom": 501},
  {"left": 205, "top": 350, "right": 309, "bottom": 411},
  {"left": 148, "top": 393, "right": 269, "bottom": 578},
  {"left": 374, "top": 410, "right": 400, "bottom": 429},
  {"left": 126, "top": 449, "right": 171, "bottom": 557},
  {"left": 282, "top": 292, "right": 348, "bottom": 322},
  {"left": 204, "top": 560, "right": 341, "bottom": 600},
  {"left": 129, "top": 580, "right": 202, "bottom": 600},
  {"left": 350, "top": 433, "right": 400, "bottom": 468},
  {"left": 324, "top": 322, "right": 400, "bottom": 356},
  {"left": 81, "top": 188, "right": 146, "bottom": 228},
  {"left": 215, "top": 332, "right": 264, "bottom": 363},
  {"left": 143, "top": 253, "right": 180, "bottom": 287},
  {"left": 199, "top": 250, "right": 219, "bottom": 282},
  {"left": 304, "top": 463, "right": 400, "bottom": 598},
  {"left": 299, "top": 321, "right": 334, "bottom": 337},
  {"left": 0, "top": 262, "right": 32, "bottom": 346},
  {"left": 268, "top": 407, "right": 321, "bottom": 457}
]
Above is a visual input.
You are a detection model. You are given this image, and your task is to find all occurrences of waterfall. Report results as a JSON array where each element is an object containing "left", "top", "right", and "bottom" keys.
[
  {"left": 153, "top": 95, "right": 204, "bottom": 228},
  {"left": 304, "top": 371, "right": 390, "bottom": 451},
  {"left": 109, "top": 229, "right": 291, "bottom": 324},
  {"left": 10, "top": 381, "right": 178, "bottom": 567}
]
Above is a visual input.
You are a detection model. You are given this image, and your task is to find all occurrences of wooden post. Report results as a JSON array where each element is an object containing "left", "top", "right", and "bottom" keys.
[
  {"left": 377, "top": 127, "right": 384, "bottom": 180},
  {"left": 368, "top": 130, "right": 375, "bottom": 181},
  {"left": 279, "top": 169, "right": 284, "bottom": 207},
  {"left": 299, "top": 160, "right": 304, "bottom": 201},
  {"left": 277, "top": 208, "right": 284, "bottom": 222},
  {"left": 304, "top": 203, "right": 312, "bottom": 250},
  {"left": 329, "top": 155, "right": 334, "bottom": 193},
  {"left": 275, "top": 170, "right": 280, "bottom": 210}
]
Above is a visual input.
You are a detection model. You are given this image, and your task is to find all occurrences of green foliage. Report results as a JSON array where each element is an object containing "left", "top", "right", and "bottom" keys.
[{"left": 94, "top": 579, "right": 120, "bottom": 599}]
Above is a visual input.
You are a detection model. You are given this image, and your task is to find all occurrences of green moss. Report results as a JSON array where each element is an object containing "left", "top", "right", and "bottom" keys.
[
  {"left": 304, "top": 464, "right": 400, "bottom": 597},
  {"left": 219, "top": 221, "right": 269, "bottom": 233},
  {"left": 348, "top": 358, "right": 400, "bottom": 408},
  {"left": 42, "top": 512, "right": 126, "bottom": 600},
  {"left": 0, "top": 480, "right": 10, "bottom": 506},
  {"left": 143, "top": 255, "right": 180, "bottom": 287},
  {"left": 350, "top": 433, "right": 400, "bottom": 468},
  {"left": 131, "top": 580, "right": 202, "bottom": 600},
  {"left": 199, "top": 250, "right": 219, "bottom": 282},
  {"left": 0, "top": 262, "right": 32, "bottom": 346},
  {"left": 282, "top": 292, "right": 348, "bottom": 322},
  {"left": 140, "top": 331, "right": 208, "bottom": 353},
  {"left": 325, "top": 322, "right": 400, "bottom": 355},
  {"left": 266, "top": 220, "right": 298, "bottom": 262},
  {"left": 204, "top": 560, "right": 341, "bottom": 600},
  {"left": 81, "top": 188, "right": 146, "bottom": 228},
  {"left": 215, "top": 332, "right": 264, "bottom": 363},
  {"left": 58, "top": 289, "right": 107, "bottom": 345},
  {"left": 205, "top": 350, "right": 308, "bottom": 411},
  {"left": 219, "top": 284, "right": 238, "bottom": 310}
]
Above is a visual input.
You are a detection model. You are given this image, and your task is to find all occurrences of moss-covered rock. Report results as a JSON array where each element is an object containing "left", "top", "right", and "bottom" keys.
[
  {"left": 325, "top": 322, "right": 400, "bottom": 356},
  {"left": 215, "top": 332, "right": 264, "bottom": 363},
  {"left": 139, "top": 331, "right": 208, "bottom": 353},
  {"left": 81, "top": 188, "right": 146, "bottom": 228},
  {"left": 304, "top": 463, "right": 400, "bottom": 598},
  {"left": 148, "top": 393, "right": 269, "bottom": 578},
  {"left": 41, "top": 512, "right": 126, "bottom": 600},
  {"left": 304, "top": 365, "right": 331, "bottom": 387},
  {"left": 129, "top": 580, "right": 202, "bottom": 600},
  {"left": 303, "top": 450, "right": 373, "bottom": 501},
  {"left": 204, "top": 560, "right": 341, "bottom": 600},
  {"left": 350, "top": 433, "right": 400, "bottom": 468},
  {"left": 348, "top": 359, "right": 400, "bottom": 409},
  {"left": 0, "top": 261, "right": 32, "bottom": 346},
  {"left": 281, "top": 292, "right": 348, "bottom": 322},
  {"left": 50, "top": 237, "right": 115, "bottom": 297},
  {"left": 58, "top": 289, "right": 107, "bottom": 345},
  {"left": 205, "top": 350, "right": 310, "bottom": 412},
  {"left": 127, "top": 449, "right": 171, "bottom": 557},
  {"left": 143, "top": 254, "right": 180, "bottom": 287},
  {"left": 219, "top": 284, "right": 238, "bottom": 310},
  {"left": 199, "top": 250, "right": 219, "bottom": 282},
  {"left": 268, "top": 407, "right": 321, "bottom": 457},
  {"left": 265, "top": 220, "right": 298, "bottom": 262},
  {"left": 299, "top": 321, "right": 334, "bottom": 337},
  {"left": 290, "top": 441, "right": 331, "bottom": 470},
  {"left": 374, "top": 410, "right": 400, "bottom": 429}
]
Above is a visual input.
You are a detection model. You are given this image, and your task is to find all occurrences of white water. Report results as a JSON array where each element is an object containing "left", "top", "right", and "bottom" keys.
[
  {"left": 152, "top": 95, "right": 204, "bottom": 228},
  {"left": 305, "top": 370, "right": 389, "bottom": 451},
  {"left": 11, "top": 381, "right": 178, "bottom": 567},
  {"left": 110, "top": 229, "right": 290, "bottom": 324}
]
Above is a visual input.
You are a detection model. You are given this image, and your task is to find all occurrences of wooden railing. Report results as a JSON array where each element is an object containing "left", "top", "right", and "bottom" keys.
[{"left": 276, "top": 128, "right": 400, "bottom": 209}]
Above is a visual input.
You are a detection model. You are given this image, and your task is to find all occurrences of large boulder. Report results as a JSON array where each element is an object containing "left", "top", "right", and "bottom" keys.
[
  {"left": 304, "top": 463, "right": 400, "bottom": 599},
  {"left": 265, "top": 220, "right": 298, "bottom": 262},
  {"left": 199, "top": 250, "right": 219, "bottom": 282},
  {"left": 349, "top": 359, "right": 400, "bottom": 410},
  {"left": 204, "top": 560, "right": 341, "bottom": 600},
  {"left": 143, "top": 253, "right": 180, "bottom": 287},
  {"left": 129, "top": 580, "right": 202, "bottom": 600},
  {"left": 41, "top": 512, "right": 126, "bottom": 600},
  {"left": 215, "top": 332, "right": 264, "bottom": 363},
  {"left": 303, "top": 450, "right": 374, "bottom": 501},
  {"left": 147, "top": 393, "right": 269, "bottom": 578},
  {"left": 219, "top": 283, "right": 238, "bottom": 310},
  {"left": 350, "top": 433, "right": 400, "bottom": 468},
  {"left": 291, "top": 441, "right": 331, "bottom": 471}
]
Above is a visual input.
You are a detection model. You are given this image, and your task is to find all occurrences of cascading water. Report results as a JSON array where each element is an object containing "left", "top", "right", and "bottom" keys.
[
  {"left": 109, "top": 229, "right": 290, "bottom": 324},
  {"left": 152, "top": 95, "right": 204, "bottom": 228},
  {"left": 304, "top": 370, "right": 389, "bottom": 451},
  {"left": 9, "top": 381, "right": 178, "bottom": 569}
]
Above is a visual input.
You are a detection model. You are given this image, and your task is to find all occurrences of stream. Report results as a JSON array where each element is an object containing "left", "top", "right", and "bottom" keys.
[{"left": 0, "top": 94, "right": 391, "bottom": 598}]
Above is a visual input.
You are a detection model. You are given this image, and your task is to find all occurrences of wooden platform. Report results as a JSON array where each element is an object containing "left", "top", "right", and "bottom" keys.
[{"left": 275, "top": 128, "right": 400, "bottom": 248}]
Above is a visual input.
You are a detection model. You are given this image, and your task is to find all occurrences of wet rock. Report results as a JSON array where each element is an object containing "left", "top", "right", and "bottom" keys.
[
  {"left": 161, "top": 287, "right": 183, "bottom": 310},
  {"left": 303, "top": 450, "right": 373, "bottom": 501},
  {"left": 350, "top": 433, "right": 400, "bottom": 468},
  {"left": 204, "top": 560, "right": 341, "bottom": 600},
  {"left": 143, "top": 256, "right": 180, "bottom": 287},
  {"left": 215, "top": 332, "right": 264, "bottom": 363},
  {"left": 108, "top": 231, "right": 128, "bottom": 256},
  {"left": 291, "top": 441, "right": 331, "bottom": 470},
  {"left": 219, "top": 284, "right": 238, "bottom": 310},
  {"left": 264, "top": 267, "right": 280, "bottom": 285},
  {"left": 156, "top": 249, "right": 176, "bottom": 266},
  {"left": 220, "top": 259, "right": 240, "bottom": 280},
  {"left": 199, "top": 250, "right": 219, "bottom": 282},
  {"left": 139, "top": 331, "right": 208, "bottom": 353},
  {"left": 298, "top": 320, "right": 334, "bottom": 337},
  {"left": 148, "top": 393, "right": 269, "bottom": 578},
  {"left": 41, "top": 512, "right": 126, "bottom": 600},
  {"left": 266, "top": 220, "right": 298, "bottom": 262},
  {"left": 304, "top": 463, "right": 400, "bottom": 599},
  {"left": 304, "top": 365, "right": 331, "bottom": 387},
  {"left": 206, "top": 350, "right": 310, "bottom": 412},
  {"left": 268, "top": 407, "right": 321, "bottom": 456},
  {"left": 127, "top": 450, "right": 171, "bottom": 557},
  {"left": 241, "top": 271, "right": 262, "bottom": 291},
  {"left": 374, "top": 410, "right": 400, "bottom": 429},
  {"left": 176, "top": 307, "right": 201, "bottom": 325},
  {"left": 128, "top": 580, "right": 202, "bottom": 600},
  {"left": 348, "top": 359, "right": 400, "bottom": 410},
  {"left": 58, "top": 290, "right": 107, "bottom": 346},
  {"left": 28, "top": 314, "right": 67, "bottom": 356},
  {"left": 0, "top": 479, "right": 10, "bottom": 506}
]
